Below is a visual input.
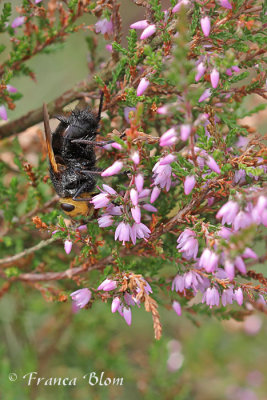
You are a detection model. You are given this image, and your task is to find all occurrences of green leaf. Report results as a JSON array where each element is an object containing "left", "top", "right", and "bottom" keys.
[
  {"left": 112, "top": 42, "right": 128, "bottom": 56},
  {"left": 68, "top": 0, "right": 78, "bottom": 11},
  {"left": 0, "top": 2, "right": 12, "bottom": 32},
  {"left": 149, "top": 0, "right": 164, "bottom": 22},
  {"left": 227, "top": 71, "right": 249, "bottom": 84},
  {"left": 94, "top": 75, "right": 105, "bottom": 87},
  {"left": 190, "top": 5, "right": 200, "bottom": 36},
  {"left": 0, "top": 44, "right": 6, "bottom": 53},
  {"left": 237, "top": 104, "right": 267, "bottom": 119}
]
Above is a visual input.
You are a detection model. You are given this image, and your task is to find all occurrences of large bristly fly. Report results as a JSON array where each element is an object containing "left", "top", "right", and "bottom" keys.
[{"left": 43, "top": 93, "right": 104, "bottom": 217}]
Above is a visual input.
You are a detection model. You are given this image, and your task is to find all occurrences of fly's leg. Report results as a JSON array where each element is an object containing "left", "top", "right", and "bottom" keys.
[
  {"left": 72, "top": 182, "right": 91, "bottom": 201},
  {"left": 71, "top": 139, "right": 114, "bottom": 147},
  {"left": 71, "top": 133, "right": 126, "bottom": 147}
]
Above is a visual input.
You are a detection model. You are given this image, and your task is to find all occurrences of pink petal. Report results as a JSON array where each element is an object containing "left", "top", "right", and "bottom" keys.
[
  {"left": 219, "top": 0, "right": 232, "bottom": 9},
  {"left": 198, "top": 89, "right": 211, "bottom": 103},
  {"left": 135, "top": 174, "right": 144, "bottom": 192},
  {"left": 131, "top": 152, "right": 140, "bottom": 165},
  {"left": 150, "top": 186, "right": 161, "bottom": 203},
  {"left": 200, "top": 16, "right": 211, "bottom": 37},
  {"left": 6, "top": 85, "right": 17, "bottom": 93},
  {"left": 137, "top": 77, "right": 150, "bottom": 96},
  {"left": 123, "top": 307, "right": 132, "bottom": 325},
  {"left": 195, "top": 62, "right": 206, "bottom": 82},
  {"left": 210, "top": 68, "right": 220, "bottom": 88},
  {"left": 130, "top": 188, "right": 139, "bottom": 206},
  {"left": 142, "top": 203, "right": 157, "bottom": 212},
  {"left": 130, "top": 20, "right": 149, "bottom": 30},
  {"left": 234, "top": 288, "right": 243, "bottom": 306},
  {"left": 172, "top": 301, "right": 182, "bottom": 316},
  {"left": 64, "top": 240, "right": 72, "bottom": 255},
  {"left": 180, "top": 124, "right": 191, "bottom": 141},
  {"left": 0, "top": 105, "right": 8, "bottom": 120},
  {"left": 101, "top": 161, "right": 123, "bottom": 177},
  {"left": 159, "top": 127, "right": 178, "bottom": 147},
  {"left": 131, "top": 206, "right": 141, "bottom": 223},
  {"left": 140, "top": 24, "right": 156, "bottom": 40},
  {"left": 160, "top": 154, "right": 176, "bottom": 165},
  {"left": 184, "top": 175, "right": 196, "bottom": 195},
  {"left": 11, "top": 16, "right": 25, "bottom": 28},
  {"left": 111, "top": 297, "right": 121, "bottom": 313}
]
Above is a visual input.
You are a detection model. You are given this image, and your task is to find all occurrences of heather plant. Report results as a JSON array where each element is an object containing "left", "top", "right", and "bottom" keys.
[{"left": 0, "top": 0, "right": 266, "bottom": 343}]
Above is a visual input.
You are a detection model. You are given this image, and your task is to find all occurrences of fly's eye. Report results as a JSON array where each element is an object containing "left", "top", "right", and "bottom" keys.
[{"left": 61, "top": 203, "right": 75, "bottom": 212}]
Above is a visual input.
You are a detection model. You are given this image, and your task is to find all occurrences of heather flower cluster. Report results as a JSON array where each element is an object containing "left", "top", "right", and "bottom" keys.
[
  {"left": 171, "top": 192, "right": 266, "bottom": 309},
  {"left": 76, "top": 1, "right": 266, "bottom": 327},
  {"left": 70, "top": 275, "right": 153, "bottom": 327},
  {"left": 0, "top": 0, "right": 266, "bottom": 341},
  {"left": 91, "top": 148, "right": 158, "bottom": 245}
]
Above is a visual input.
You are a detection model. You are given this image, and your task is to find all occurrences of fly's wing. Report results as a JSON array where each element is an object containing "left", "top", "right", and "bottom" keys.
[{"left": 43, "top": 103, "right": 59, "bottom": 174}]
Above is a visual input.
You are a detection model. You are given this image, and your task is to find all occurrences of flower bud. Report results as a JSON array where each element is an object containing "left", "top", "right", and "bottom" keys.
[
  {"left": 219, "top": 0, "right": 232, "bottom": 9},
  {"left": 98, "top": 279, "right": 117, "bottom": 291},
  {"left": 159, "top": 154, "right": 176, "bottom": 165},
  {"left": 101, "top": 161, "right": 123, "bottom": 177},
  {"left": 131, "top": 206, "right": 141, "bottom": 223},
  {"left": 131, "top": 152, "right": 140, "bottom": 165},
  {"left": 150, "top": 186, "right": 161, "bottom": 203},
  {"left": 135, "top": 174, "right": 144, "bottom": 193},
  {"left": 184, "top": 175, "right": 196, "bottom": 195},
  {"left": 98, "top": 214, "right": 113, "bottom": 227},
  {"left": 180, "top": 124, "right": 191, "bottom": 141},
  {"left": 130, "top": 20, "right": 149, "bottom": 29},
  {"left": 206, "top": 156, "right": 221, "bottom": 173},
  {"left": 105, "top": 44, "right": 112, "bottom": 52},
  {"left": 210, "top": 68, "right": 220, "bottom": 88},
  {"left": 142, "top": 204, "right": 157, "bottom": 212},
  {"left": 140, "top": 24, "right": 156, "bottom": 40},
  {"left": 200, "top": 16, "right": 211, "bottom": 37},
  {"left": 123, "top": 307, "right": 132, "bottom": 325},
  {"left": 234, "top": 288, "right": 243, "bottom": 306},
  {"left": 198, "top": 88, "right": 211, "bottom": 102},
  {"left": 160, "top": 127, "right": 178, "bottom": 147},
  {"left": 130, "top": 188, "right": 139, "bottom": 206},
  {"left": 0, "top": 105, "right": 7, "bottom": 120},
  {"left": 11, "top": 16, "right": 25, "bottom": 28},
  {"left": 111, "top": 297, "right": 121, "bottom": 313},
  {"left": 137, "top": 77, "right": 150, "bottom": 96},
  {"left": 157, "top": 105, "right": 168, "bottom": 115},
  {"left": 6, "top": 85, "right": 17, "bottom": 93},
  {"left": 64, "top": 240, "right": 72, "bottom": 255},
  {"left": 195, "top": 62, "right": 206, "bottom": 82},
  {"left": 70, "top": 288, "right": 91, "bottom": 309},
  {"left": 172, "top": 301, "right": 182, "bottom": 316},
  {"left": 77, "top": 224, "right": 87, "bottom": 232}
]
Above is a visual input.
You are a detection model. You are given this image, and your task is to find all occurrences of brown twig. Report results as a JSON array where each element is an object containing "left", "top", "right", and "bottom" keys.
[
  {"left": 0, "top": 237, "right": 56, "bottom": 267},
  {"left": 144, "top": 294, "right": 162, "bottom": 340},
  {"left": 8, "top": 255, "right": 113, "bottom": 282},
  {"left": 0, "top": 65, "right": 113, "bottom": 139}
]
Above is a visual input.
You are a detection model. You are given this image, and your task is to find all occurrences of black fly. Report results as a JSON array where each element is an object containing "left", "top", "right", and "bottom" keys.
[{"left": 43, "top": 93, "right": 105, "bottom": 217}]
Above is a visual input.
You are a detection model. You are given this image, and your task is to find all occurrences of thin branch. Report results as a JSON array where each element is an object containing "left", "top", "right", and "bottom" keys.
[
  {"left": 0, "top": 66, "right": 113, "bottom": 139},
  {"left": 0, "top": 16, "right": 180, "bottom": 140},
  {"left": 12, "top": 255, "right": 113, "bottom": 282},
  {"left": 0, "top": 237, "right": 56, "bottom": 266},
  {"left": 148, "top": 180, "right": 214, "bottom": 243}
]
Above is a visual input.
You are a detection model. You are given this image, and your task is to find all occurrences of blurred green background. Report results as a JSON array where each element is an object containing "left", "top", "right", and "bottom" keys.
[
  {"left": 0, "top": 1, "right": 266, "bottom": 399},
  {"left": 0, "top": 289, "right": 266, "bottom": 400}
]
